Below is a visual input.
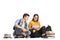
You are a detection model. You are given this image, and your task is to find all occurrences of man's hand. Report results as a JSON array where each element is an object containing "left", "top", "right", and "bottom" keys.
[
  {"left": 16, "top": 25, "right": 28, "bottom": 32},
  {"left": 22, "top": 28, "right": 28, "bottom": 32}
]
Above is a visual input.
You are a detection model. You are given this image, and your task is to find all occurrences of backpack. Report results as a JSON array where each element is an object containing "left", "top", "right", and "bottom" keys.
[{"left": 13, "top": 20, "right": 21, "bottom": 30}]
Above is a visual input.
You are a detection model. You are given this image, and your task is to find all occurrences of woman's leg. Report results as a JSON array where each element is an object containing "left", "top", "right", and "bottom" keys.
[
  {"left": 38, "top": 26, "right": 46, "bottom": 36},
  {"left": 30, "top": 31, "right": 39, "bottom": 38},
  {"left": 38, "top": 26, "right": 48, "bottom": 38},
  {"left": 30, "top": 31, "right": 35, "bottom": 38},
  {"left": 30, "top": 26, "right": 46, "bottom": 38}
]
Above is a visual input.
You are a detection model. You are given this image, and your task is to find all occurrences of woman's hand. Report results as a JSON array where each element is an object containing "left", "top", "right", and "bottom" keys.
[{"left": 33, "top": 30, "right": 36, "bottom": 33}]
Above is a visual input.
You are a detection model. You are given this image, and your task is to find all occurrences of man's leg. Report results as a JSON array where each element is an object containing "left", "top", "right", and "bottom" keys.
[
  {"left": 21, "top": 32, "right": 26, "bottom": 37},
  {"left": 25, "top": 31, "right": 31, "bottom": 38},
  {"left": 14, "top": 28, "right": 26, "bottom": 38}
]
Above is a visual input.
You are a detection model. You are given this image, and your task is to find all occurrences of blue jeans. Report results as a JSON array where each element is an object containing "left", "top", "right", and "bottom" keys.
[{"left": 13, "top": 28, "right": 31, "bottom": 37}]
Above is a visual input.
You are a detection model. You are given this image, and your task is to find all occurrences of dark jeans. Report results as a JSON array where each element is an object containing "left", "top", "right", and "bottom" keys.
[{"left": 30, "top": 25, "right": 52, "bottom": 38}]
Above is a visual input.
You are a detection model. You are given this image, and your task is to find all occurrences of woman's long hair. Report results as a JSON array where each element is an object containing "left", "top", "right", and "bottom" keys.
[{"left": 32, "top": 14, "right": 39, "bottom": 22}]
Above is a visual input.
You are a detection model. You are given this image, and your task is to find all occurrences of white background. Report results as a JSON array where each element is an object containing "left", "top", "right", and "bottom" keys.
[{"left": 0, "top": 0, "right": 60, "bottom": 40}]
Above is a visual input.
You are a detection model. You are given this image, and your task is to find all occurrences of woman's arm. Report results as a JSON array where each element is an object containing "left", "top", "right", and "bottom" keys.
[
  {"left": 28, "top": 22, "right": 33, "bottom": 31},
  {"left": 36, "top": 22, "right": 41, "bottom": 31}
]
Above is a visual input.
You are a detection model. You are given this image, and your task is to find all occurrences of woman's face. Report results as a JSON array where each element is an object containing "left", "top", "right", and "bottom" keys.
[{"left": 33, "top": 15, "right": 38, "bottom": 21}]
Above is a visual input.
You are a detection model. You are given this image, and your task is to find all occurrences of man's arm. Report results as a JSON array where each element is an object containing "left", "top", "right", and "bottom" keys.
[{"left": 15, "top": 19, "right": 28, "bottom": 32}]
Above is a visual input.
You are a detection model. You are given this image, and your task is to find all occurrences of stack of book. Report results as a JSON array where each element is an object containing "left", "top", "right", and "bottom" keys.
[
  {"left": 3, "top": 34, "right": 12, "bottom": 38},
  {"left": 46, "top": 31, "right": 55, "bottom": 38}
]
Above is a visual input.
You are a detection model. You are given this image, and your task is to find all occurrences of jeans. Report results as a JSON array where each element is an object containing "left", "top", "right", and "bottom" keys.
[{"left": 13, "top": 28, "right": 31, "bottom": 38}]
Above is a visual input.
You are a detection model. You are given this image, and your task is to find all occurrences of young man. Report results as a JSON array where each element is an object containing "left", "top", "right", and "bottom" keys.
[{"left": 13, "top": 13, "right": 31, "bottom": 38}]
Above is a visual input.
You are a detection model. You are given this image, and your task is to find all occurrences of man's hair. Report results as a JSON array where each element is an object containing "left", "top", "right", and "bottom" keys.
[
  {"left": 23, "top": 13, "right": 30, "bottom": 18},
  {"left": 32, "top": 14, "right": 39, "bottom": 21}
]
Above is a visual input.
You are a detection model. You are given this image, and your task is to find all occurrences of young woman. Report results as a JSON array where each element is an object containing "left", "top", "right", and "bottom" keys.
[{"left": 28, "top": 14, "right": 53, "bottom": 38}]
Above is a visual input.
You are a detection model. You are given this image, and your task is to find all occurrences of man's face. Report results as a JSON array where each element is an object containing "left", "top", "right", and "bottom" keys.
[{"left": 24, "top": 16, "right": 29, "bottom": 21}]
